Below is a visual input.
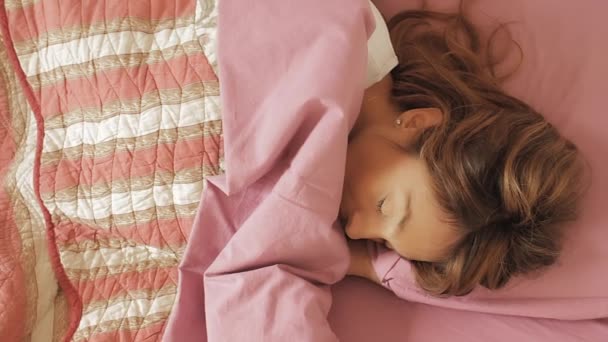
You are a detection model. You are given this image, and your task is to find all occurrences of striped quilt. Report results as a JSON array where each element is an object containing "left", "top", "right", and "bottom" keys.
[{"left": 0, "top": 0, "right": 222, "bottom": 341}]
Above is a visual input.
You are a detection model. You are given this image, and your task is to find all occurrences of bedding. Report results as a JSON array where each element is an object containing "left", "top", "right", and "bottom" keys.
[
  {"left": 366, "top": 1, "right": 398, "bottom": 87},
  {"left": 167, "top": 0, "right": 608, "bottom": 341},
  {"left": 0, "top": 17, "right": 49, "bottom": 341},
  {"left": 165, "top": 0, "right": 373, "bottom": 340},
  {"left": 1, "top": 0, "right": 607, "bottom": 341},
  {"left": 0, "top": 0, "right": 222, "bottom": 340}
]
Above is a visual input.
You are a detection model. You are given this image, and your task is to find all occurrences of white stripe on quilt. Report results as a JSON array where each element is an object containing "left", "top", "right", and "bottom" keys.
[
  {"left": 43, "top": 95, "right": 221, "bottom": 153},
  {"left": 52, "top": 181, "right": 204, "bottom": 221},
  {"left": 195, "top": 0, "right": 219, "bottom": 74},
  {"left": 61, "top": 245, "right": 177, "bottom": 269},
  {"left": 78, "top": 293, "right": 176, "bottom": 330},
  {"left": 19, "top": 25, "right": 197, "bottom": 77}
]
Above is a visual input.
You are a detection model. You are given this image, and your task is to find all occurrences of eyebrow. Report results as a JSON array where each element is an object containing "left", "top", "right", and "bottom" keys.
[
  {"left": 397, "top": 192, "right": 412, "bottom": 231},
  {"left": 398, "top": 192, "right": 412, "bottom": 231}
]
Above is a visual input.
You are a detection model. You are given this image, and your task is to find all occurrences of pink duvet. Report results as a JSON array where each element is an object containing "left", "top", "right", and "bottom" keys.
[
  {"left": 165, "top": 0, "right": 608, "bottom": 341},
  {"left": 164, "top": 0, "right": 372, "bottom": 340}
]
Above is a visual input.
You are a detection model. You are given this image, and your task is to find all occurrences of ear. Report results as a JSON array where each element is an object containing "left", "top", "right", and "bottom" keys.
[{"left": 395, "top": 108, "right": 443, "bottom": 130}]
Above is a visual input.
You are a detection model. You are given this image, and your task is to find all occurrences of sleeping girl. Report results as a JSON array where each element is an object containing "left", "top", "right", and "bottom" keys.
[{"left": 343, "top": 2, "right": 585, "bottom": 296}]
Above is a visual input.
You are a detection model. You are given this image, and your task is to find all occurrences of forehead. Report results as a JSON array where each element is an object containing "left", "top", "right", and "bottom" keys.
[{"left": 395, "top": 159, "right": 462, "bottom": 262}]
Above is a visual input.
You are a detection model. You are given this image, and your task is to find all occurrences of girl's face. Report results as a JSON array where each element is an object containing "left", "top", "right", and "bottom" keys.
[{"left": 340, "top": 82, "right": 462, "bottom": 262}]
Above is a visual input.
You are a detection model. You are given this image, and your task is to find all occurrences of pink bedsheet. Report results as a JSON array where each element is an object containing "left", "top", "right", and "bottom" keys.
[{"left": 167, "top": 0, "right": 608, "bottom": 341}]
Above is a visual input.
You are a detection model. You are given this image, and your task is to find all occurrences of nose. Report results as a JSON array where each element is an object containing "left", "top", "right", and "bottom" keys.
[{"left": 345, "top": 212, "right": 384, "bottom": 242}]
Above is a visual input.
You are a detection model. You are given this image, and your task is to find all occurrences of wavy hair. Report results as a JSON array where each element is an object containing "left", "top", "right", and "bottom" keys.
[{"left": 388, "top": 7, "right": 584, "bottom": 296}]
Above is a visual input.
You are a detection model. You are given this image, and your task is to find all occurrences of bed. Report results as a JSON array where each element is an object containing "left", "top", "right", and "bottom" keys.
[{"left": 1, "top": 0, "right": 606, "bottom": 341}]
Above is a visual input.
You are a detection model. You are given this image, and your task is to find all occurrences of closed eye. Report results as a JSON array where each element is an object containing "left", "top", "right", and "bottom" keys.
[{"left": 376, "top": 197, "right": 386, "bottom": 215}]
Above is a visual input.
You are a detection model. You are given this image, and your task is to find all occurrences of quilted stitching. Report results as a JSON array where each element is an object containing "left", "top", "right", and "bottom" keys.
[
  {"left": 3, "top": 0, "right": 222, "bottom": 341},
  {"left": 0, "top": 20, "right": 55, "bottom": 341}
]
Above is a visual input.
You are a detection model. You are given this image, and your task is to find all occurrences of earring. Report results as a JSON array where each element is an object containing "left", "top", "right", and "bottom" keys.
[{"left": 394, "top": 118, "right": 402, "bottom": 126}]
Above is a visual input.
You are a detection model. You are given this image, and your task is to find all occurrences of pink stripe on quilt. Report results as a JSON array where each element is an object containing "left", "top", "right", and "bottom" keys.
[
  {"left": 6, "top": 0, "right": 195, "bottom": 42},
  {"left": 37, "top": 54, "right": 215, "bottom": 117},
  {"left": 53, "top": 217, "right": 194, "bottom": 249},
  {"left": 40, "top": 137, "right": 220, "bottom": 191},
  {"left": 74, "top": 268, "right": 179, "bottom": 305}
]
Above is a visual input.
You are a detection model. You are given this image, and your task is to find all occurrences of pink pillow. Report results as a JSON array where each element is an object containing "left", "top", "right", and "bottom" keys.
[
  {"left": 369, "top": 0, "right": 608, "bottom": 313},
  {"left": 328, "top": 2, "right": 607, "bottom": 340}
]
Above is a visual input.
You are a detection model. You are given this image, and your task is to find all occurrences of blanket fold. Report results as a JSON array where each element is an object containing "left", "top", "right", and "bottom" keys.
[{"left": 164, "top": 0, "right": 373, "bottom": 340}]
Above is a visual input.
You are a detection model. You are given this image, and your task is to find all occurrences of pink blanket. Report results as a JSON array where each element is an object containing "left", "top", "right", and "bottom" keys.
[
  {"left": 165, "top": 0, "right": 373, "bottom": 341},
  {"left": 165, "top": 0, "right": 372, "bottom": 340}
]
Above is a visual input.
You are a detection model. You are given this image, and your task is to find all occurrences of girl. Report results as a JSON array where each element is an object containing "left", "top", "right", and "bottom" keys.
[{"left": 342, "top": 4, "right": 584, "bottom": 296}]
